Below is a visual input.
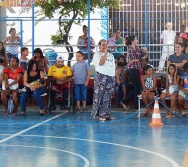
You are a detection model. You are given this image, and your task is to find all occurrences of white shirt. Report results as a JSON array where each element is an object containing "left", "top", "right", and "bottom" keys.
[
  {"left": 92, "top": 51, "right": 115, "bottom": 76},
  {"left": 160, "top": 30, "right": 176, "bottom": 44}
]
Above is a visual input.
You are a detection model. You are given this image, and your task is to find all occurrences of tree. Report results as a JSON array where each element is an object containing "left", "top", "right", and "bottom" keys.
[{"left": 34, "top": 0, "right": 119, "bottom": 66}]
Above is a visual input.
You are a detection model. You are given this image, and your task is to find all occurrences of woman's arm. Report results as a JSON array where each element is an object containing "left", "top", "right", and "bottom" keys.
[
  {"left": 6, "top": 73, "right": 23, "bottom": 88},
  {"left": 2, "top": 37, "right": 9, "bottom": 44},
  {"left": 4, "top": 53, "right": 9, "bottom": 67},
  {"left": 141, "top": 76, "right": 146, "bottom": 91},
  {"left": 174, "top": 75, "right": 180, "bottom": 86},
  {"left": 174, "top": 60, "right": 187, "bottom": 69},
  {"left": 165, "top": 75, "right": 169, "bottom": 93},
  {"left": 150, "top": 75, "right": 157, "bottom": 91},
  {"left": 99, "top": 50, "right": 108, "bottom": 66},
  {"left": 84, "top": 70, "right": 90, "bottom": 86},
  {"left": 23, "top": 71, "right": 30, "bottom": 87},
  {"left": 39, "top": 70, "right": 46, "bottom": 87}
]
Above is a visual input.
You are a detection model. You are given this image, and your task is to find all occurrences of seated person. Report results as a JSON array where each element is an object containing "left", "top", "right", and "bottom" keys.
[
  {"left": 115, "top": 62, "right": 126, "bottom": 106},
  {"left": 178, "top": 62, "right": 188, "bottom": 117},
  {"left": 48, "top": 55, "right": 73, "bottom": 110},
  {"left": 20, "top": 59, "right": 46, "bottom": 116},
  {"left": 22, "top": 78, "right": 45, "bottom": 92},
  {"left": 1, "top": 57, "right": 23, "bottom": 116}
]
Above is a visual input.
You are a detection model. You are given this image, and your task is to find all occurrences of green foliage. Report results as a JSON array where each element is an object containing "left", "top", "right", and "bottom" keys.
[{"left": 51, "top": 32, "right": 62, "bottom": 44}]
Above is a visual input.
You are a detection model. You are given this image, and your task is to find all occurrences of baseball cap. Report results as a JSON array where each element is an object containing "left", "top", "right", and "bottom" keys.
[
  {"left": 180, "top": 33, "right": 188, "bottom": 41},
  {"left": 56, "top": 55, "right": 64, "bottom": 61}
]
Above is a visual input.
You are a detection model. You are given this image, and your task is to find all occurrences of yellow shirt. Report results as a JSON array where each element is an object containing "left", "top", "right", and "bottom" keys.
[{"left": 48, "top": 65, "right": 73, "bottom": 79}]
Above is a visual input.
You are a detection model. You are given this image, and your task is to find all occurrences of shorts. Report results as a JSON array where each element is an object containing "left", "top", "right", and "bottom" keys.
[
  {"left": 74, "top": 84, "right": 87, "bottom": 101},
  {"left": 52, "top": 83, "right": 71, "bottom": 90},
  {"left": 178, "top": 90, "right": 188, "bottom": 99}
]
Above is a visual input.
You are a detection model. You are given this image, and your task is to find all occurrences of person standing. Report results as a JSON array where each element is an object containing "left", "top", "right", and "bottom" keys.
[
  {"left": 120, "top": 35, "right": 143, "bottom": 109},
  {"left": 92, "top": 39, "right": 119, "bottom": 121},
  {"left": 158, "top": 22, "right": 176, "bottom": 72},
  {"left": 3, "top": 28, "right": 20, "bottom": 61},
  {"left": 112, "top": 28, "right": 125, "bottom": 60},
  {"left": 72, "top": 51, "right": 90, "bottom": 112},
  {"left": 77, "top": 25, "right": 95, "bottom": 60}
]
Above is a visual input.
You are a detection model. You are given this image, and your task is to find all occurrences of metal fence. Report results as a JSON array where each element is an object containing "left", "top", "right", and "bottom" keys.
[{"left": 0, "top": 0, "right": 188, "bottom": 72}]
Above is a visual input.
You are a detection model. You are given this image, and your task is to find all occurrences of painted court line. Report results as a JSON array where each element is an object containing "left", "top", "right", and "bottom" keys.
[
  {"left": 0, "top": 111, "right": 68, "bottom": 144},
  {"left": 3, "top": 135, "right": 180, "bottom": 167},
  {"left": 0, "top": 144, "right": 90, "bottom": 167},
  {"left": 181, "top": 148, "right": 188, "bottom": 167}
]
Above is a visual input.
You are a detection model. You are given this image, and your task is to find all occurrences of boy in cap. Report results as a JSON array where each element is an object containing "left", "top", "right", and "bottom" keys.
[{"left": 48, "top": 55, "right": 73, "bottom": 110}]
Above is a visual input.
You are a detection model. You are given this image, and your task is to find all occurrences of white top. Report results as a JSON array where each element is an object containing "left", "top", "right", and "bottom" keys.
[
  {"left": 0, "top": 65, "right": 4, "bottom": 81},
  {"left": 160, "top": 30, "right": 176, "bottom": 44},
  {"left": 6, "top": 38, "right": 19, "bottom": 54},
  {"left": 19, "top": 57, "right": 30, "bottom": 71},
  {"left": 92, "top": 51, "right": 115, "bottom": 76}
]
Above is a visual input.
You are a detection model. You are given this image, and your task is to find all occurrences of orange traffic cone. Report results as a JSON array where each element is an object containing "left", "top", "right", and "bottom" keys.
[{"left": 149, "top": 100, "right": 164, "bottom": 126}]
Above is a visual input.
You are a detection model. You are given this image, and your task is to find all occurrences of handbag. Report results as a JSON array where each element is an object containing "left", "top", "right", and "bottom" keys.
[{"left": 2, "top": 79, "right": 18, "bottom": 90}]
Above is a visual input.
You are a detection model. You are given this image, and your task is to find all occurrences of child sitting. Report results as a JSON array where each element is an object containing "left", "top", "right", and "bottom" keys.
[
  {"left": 22, "top": 78, "right": 45, "bottom": 92},
  {"left": 115, "top": 62, "right": 126, "bottom": 106},
  {"left": 108, "top": 33, "right": 117, "bottom": 51},
  {"left": 177, "top": 62, "right": 188, "bottom": 117},
  {"left": 141, "top": 65, "right": 157, "bottom": 117},
  {"left": 160, "top": 64, "right": 180, "bottom": 118}
]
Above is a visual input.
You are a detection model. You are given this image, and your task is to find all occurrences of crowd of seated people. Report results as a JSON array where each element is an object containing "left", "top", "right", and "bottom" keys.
[{"left": 1, "top": 29, "right": 188, "bottom": 119}]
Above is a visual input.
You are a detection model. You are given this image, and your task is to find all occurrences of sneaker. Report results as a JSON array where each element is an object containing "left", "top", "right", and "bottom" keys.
[
  {"left": 105, "top": 115, "right": 116, "bottom": 120},
  {"left": 60, "top": 105, "right": 69, "bottom": 110},
  {"left": 98, "top": 116, "right": 106, "bottom": 121}
]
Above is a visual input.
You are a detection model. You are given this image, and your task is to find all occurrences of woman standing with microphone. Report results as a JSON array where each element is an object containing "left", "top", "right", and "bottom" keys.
[{"left": 92, "top": 39, "right": 119, "bottom": 121}]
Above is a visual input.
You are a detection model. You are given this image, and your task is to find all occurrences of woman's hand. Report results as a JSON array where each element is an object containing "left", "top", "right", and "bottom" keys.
[{"left": 84, "top": 81, "right": 89, "bottom": 86}]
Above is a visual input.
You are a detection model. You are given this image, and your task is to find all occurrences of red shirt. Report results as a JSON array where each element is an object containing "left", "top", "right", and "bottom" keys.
[{"left": 4, "top": 67, "right": 23, "bottom": 86}]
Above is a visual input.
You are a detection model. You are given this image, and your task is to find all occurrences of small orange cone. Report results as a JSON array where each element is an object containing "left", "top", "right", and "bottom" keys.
[{"left": 149, "top": 100, "right": 164, "bottom": 126}]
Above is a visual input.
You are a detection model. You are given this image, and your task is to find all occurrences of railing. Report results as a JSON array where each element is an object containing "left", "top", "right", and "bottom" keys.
[{"left": 9, "top": 43, "right": 175, "bottom": 74}]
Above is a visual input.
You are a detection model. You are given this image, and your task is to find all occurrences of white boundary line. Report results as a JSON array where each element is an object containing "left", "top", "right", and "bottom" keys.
[
  {"left": 0, "top": 144, "right": 90, "bottom": 167},
  {"left": 0, "top": 111, "right": 68, "bottom": 144},
  {"left": 0, "top": 135, "right": 180, "bottom": 167}
]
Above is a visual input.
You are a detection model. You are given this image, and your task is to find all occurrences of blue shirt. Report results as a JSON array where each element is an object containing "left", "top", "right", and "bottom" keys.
[{"left": 73, "top": 61, "right": 90, "bottom": 84}]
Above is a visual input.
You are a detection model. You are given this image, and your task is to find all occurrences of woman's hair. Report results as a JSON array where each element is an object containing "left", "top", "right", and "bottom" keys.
[
  {"left": 83, "top": 25, "right": 88, "bottom": 31},
  {"left": 11, "top": 56, "right": 19, "bottom": 64},
  {"left": 143, "top": 65, "right": 152, "bottom": 75},
  {"left": 0, "top": 41, "right": 6, "bottom": 57},
  {"left": 175, "top": 42, "right": 183, "bottom": 48},
  {"left": 168, "top": 64, "right": 176, "bottom": 74},
  {"left": 117, "top": 55, "right": 126, "bottom": 66},
  {"left": 34, "top": 48, "right": 44, "bottom": 58},
  {"left": 126, "top": 35, "right": 136, "bottom": 46},
  {"left": 9, "top": 27, "right": 16, "bottom": 34},
  {"left": 76, "top": 51, "right": 84, "bottom": 57},
  {"left": 27, "top": 59, "right": 38, "bottom": 76},
  {"left": 114, "top": 28, "right": 121, "bottom": 33}
]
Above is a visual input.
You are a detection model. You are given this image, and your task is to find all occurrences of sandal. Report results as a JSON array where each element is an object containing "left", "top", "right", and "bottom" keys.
[
  {"left": 39, "top": 110, "right": 45, "bottom": 116},
  {"left": 76, "top": 108, "right": 80, "bottom": 112},
  {"left": 120, "top": 102, "right": 128, "bottom": 110},
  {"left": 105, "top": 115, "right": 116, "bottom": 120},
  {"left": 83, "top": 108, "right": 88, "bottom": 112},
  {"left": 98, "top": 116, "right": 106, "bottom": 121},
  {"left": 20, "top": 112, "right": 26, "bottom": 116}
]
